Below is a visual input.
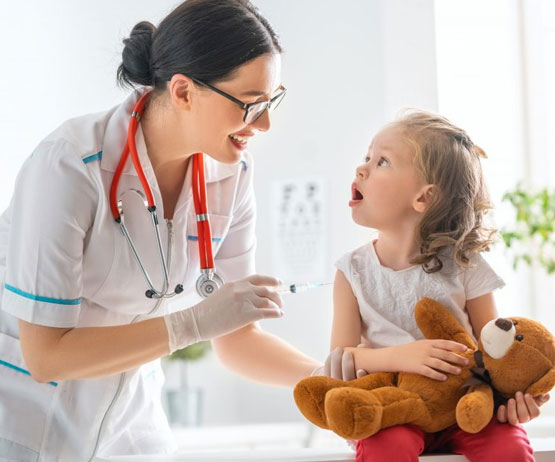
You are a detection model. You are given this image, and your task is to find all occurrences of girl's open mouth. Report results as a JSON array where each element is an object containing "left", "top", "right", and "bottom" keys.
[{"left": 349, "top": 183, "right": 363, "bottom": 207}]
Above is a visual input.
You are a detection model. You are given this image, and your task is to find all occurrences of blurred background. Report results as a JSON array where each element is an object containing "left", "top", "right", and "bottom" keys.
[{"left": 1, "top": 0, "right": 554, "bottom": 450}]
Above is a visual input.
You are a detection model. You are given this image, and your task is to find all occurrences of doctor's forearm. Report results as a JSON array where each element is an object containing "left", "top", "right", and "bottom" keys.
[
  {"left": 212, "top": 324, "right": 320, "bottom": 387},
  {"left": 19, "top": 318, "right": 170, "bottom": 382}
]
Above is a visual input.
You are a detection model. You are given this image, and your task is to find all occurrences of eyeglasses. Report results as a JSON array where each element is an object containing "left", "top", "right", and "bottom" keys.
[{"left": 191, "top": 77, "right": 286, "bottom": 125}]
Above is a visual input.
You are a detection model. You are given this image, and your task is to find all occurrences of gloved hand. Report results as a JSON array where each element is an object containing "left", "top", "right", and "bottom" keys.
[
  {"left": 311, "top": 345, "right": 369, "bottom": 452},
  {"left": 311, "top": 346, "right": 368, "bottom": 380},
  {"left": 163, "top": 274, "right": 284, "bottom": 352}
]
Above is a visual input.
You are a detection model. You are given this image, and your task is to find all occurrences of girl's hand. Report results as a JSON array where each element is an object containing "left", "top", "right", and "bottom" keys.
[
  {"left": 390, "top": 339, "right": 469, "bottom": 381},
  {"left": 497, "top": 392, "right": 550, "bottom": 425}
]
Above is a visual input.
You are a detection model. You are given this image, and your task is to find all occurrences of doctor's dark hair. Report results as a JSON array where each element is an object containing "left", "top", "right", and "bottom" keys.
[{"left": 117, "top": 0, "right": 282, "bottom": 90}]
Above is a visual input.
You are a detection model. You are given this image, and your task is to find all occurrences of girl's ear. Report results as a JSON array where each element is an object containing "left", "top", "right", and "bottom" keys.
[{"left": 413, "top": 184, "right": 436, "bottom": 213}]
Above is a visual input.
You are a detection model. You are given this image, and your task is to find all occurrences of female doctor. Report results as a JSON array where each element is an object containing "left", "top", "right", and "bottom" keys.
[{"left": 0, "top": 1, "right": 349, "bottom": 460}]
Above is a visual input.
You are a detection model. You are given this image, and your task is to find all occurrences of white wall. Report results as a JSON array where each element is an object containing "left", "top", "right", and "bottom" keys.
[
  {"left": 0, "top": 0, "right": 438, "bottom": 425},
  {"left": 194, "top": 0, "right": 439, "bottom": 424}
]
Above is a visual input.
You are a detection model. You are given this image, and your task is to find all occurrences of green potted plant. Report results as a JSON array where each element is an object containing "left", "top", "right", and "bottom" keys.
[
  {"left": 501, "top": 185, "right": 555, "bottom": 274},
  {"left": 163, "top": 341, "right": 211, "bottom": 427}
]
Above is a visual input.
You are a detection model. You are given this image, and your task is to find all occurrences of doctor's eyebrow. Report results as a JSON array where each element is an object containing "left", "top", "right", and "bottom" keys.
[{"left": 240, "top": 84, "right": 284, "bottom": 98}]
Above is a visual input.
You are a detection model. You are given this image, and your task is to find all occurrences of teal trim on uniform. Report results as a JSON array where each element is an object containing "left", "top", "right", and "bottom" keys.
[
  {"left": 4, "top": 284, "right": 81, "bottom": 306},
  {"left": 83, "top": 151, "right": 103, "bottom": 164},
  {"left": 240, "top": 159, "right": 248, "bottom": 171},
  {"left": 187, "top": 236, "right": 223, "bottom": 243},
  {"left": 0, "top": 359, "right": 58, "bottom": 386}
]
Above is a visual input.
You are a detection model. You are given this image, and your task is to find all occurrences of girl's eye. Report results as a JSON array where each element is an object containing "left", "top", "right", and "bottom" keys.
[
  {"left": 377, "top": 157, "right": 390, "bottom": 167},
  {"left": 364, "top": 156, "right": 371, "bottom": 163}
]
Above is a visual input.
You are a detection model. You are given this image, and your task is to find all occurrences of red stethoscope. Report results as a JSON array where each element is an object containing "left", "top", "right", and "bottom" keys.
[{"left": 109, "top": 92, "right": 224, "bottom": 299}]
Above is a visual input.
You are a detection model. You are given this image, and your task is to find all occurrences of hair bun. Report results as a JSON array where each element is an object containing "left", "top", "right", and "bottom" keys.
[{"left": 117, "top": 21, "right": 156, "bottom": 88}]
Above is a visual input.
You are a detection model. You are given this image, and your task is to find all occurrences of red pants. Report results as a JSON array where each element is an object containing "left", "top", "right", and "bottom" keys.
[{"left": 355, "top": 419, "right": 534, "bottom": 462}]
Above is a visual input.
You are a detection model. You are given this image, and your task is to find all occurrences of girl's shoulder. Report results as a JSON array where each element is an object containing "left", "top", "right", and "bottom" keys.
[
  {"left": 334, "top": 241, "right": 375, "bottom": 281},
  {"left": 335, "top": 241, "right": 375, "bottom": 267}
]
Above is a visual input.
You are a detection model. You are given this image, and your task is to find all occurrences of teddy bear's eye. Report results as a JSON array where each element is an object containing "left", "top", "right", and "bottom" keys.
[
  {"left": 513, "top": 320, "right": 518, "bottom": 326},
  {"left": 516, "top": 335, "right": 523, "bottom": 341}
]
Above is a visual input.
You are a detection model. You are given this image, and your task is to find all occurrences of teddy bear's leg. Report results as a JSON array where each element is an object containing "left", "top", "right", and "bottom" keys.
[
  {"left": 294, "top": 372, "right": 395, "bottom": 429},
  {"left": 325, "top": 386, "right": 430, "bottom": 440},
  {"left": 415, "top": 298, "right": 476, "bottom": 349},
  {"left": 455, "top": 384, "right": 494, "bottom": 433}
]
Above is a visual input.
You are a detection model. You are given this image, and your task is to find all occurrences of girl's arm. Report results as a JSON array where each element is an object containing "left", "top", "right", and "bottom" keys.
[
  {"left": 465, "top": 291, "right": 498, "bottom": 339},
  {"left": 331, "top": 270, "right": 404, "bottom": 375},
  {"left": 331, "top": 270, "right": 362, "bottom": 349}
]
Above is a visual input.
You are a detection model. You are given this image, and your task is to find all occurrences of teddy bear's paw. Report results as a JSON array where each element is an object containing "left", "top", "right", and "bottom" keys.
[
  {"left": 294, "top": 377, "right": 345, "bottom": 429},
  {"left": 455, "top": 393, "right": 493, "bottom": 434},
  {"left": 325, "top": 387, "right": 383, "bottom": 440}
]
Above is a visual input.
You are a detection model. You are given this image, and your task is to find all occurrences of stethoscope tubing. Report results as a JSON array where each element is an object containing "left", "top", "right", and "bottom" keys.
[{"left": 108, "top": 91, "right": 221, "bottom": 299}]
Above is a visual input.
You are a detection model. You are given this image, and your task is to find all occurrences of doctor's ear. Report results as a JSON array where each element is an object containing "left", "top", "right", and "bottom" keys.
[
  {"left": 168, "top": 74, "right": 194, "bottom": 109},
  {"left": 412, "top": 184, "right": 437, "bottom": 213}
]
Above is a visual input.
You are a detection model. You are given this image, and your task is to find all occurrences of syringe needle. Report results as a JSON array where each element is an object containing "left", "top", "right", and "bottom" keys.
[{"left": 275, "top": 282, "right": 333, "bottom": 294}]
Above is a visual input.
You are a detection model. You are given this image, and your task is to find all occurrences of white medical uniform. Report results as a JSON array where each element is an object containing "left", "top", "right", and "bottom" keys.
[{"left": 0, "top": 90, "right": 257, "bottom": 461}]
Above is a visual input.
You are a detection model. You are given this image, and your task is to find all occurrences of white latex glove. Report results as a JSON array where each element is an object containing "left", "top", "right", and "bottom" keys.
[
  {"left": 163, "top": 274, "right": 284, "bottom": 352},
  {"left": 311, "top": 346, "right": 368, "bottom": 380}
]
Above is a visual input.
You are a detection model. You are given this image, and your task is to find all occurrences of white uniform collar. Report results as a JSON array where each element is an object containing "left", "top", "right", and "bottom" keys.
[{"left": 100, "top": 90, "right": 239, "bottom": 183}]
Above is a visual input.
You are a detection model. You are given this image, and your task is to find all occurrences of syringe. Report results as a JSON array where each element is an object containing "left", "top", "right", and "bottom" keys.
[{"left": 275, "top": 282, "right": 333, "bottom": 294}]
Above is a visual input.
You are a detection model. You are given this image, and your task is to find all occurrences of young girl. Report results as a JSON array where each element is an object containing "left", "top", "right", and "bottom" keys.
[{"left": 332, "top": 111, "right": 536, "bottom": 462}]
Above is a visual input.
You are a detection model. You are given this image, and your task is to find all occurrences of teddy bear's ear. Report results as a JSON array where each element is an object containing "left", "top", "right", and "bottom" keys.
[{"left": 525, "top": 368, "right": 555, "bottom": 396}]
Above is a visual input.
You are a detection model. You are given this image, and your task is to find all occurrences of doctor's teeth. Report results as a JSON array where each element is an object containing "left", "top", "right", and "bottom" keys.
[{"left": 230, "top": 134, "right": 247, "bottom": 143}]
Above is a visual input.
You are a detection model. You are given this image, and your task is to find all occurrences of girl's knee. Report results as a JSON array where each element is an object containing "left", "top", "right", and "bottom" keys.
[
  {"left": 356, "top": 425, "right": 424, "bottom": 462},
  {"left": 466, "top": 421, "right": 534, "bottom": 462},
  {"left": 476, "top": 441, "right": 534, "bottom": 462}
]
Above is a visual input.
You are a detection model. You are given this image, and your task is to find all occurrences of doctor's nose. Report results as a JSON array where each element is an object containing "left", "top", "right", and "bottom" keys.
[{"left": 250, "top": 108, "right": 271, "bottom": 132}]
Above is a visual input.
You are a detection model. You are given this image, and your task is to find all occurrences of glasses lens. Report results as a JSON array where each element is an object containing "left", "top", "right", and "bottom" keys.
[
  {"left": 245, "top": 102, "right": 267, "bottom": 124},
  {"left": 269, "top": 91, "right": 286, "bottom": 112}
]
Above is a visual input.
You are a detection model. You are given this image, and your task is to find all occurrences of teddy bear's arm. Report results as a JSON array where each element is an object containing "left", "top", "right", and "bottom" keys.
[
  {"left": 455, "top": 384, "right": 494, "bottom": 434},
  {"left": 526, "top": 368, "right": 555, "bottom": 396},
  {"left": 415, "top": 298, "right": 476, "bottom": 348}
]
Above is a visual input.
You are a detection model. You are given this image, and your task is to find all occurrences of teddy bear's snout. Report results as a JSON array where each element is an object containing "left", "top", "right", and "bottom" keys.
[
  {"left": 480, "top": 318, "right": 517, "bottom": 359},
  {"left": 495, "top": 318, "right": 513, "bottom": 331}
]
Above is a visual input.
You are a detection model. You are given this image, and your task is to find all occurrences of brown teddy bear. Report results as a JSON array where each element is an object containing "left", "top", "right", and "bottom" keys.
[{"left": 294, "top": 298, "right": 555, "bottom": 440}]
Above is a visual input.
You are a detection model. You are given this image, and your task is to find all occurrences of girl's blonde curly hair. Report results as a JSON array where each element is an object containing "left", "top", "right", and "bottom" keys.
[{"left": 393, "top": 110, "right": 497, "bottom": 273}]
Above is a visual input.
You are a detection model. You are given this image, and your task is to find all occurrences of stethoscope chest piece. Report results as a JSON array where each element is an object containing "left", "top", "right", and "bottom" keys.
[{"left": 196, "top": 271, "right": 224, "bottom": 298}]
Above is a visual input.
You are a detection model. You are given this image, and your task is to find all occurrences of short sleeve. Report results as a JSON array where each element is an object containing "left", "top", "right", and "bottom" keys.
[
  {"left": 463, "top": 253, "right": 505, "bottom": 300},
  {"left": 214, "top": 152, "right": 256, "bottom": 282},
  {"left": 335, "top": 251, "right": 354, "bottom": 284},
  {"left": 1, "top": 140, "right": 97, "bottom": 327}
]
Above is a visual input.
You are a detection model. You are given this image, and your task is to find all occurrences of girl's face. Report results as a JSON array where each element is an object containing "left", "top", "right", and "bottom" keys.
[
  {"left": 350, "top": 125, "right": 428, "bottom": 231},
  {"left": 188, "top": 53, "right": 282, "bottom": 164}
]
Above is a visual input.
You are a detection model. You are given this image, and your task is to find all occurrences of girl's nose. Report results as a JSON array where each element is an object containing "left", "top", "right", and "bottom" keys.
[{"left": 356, "top": 164, "right": 368, "bottom": 179}]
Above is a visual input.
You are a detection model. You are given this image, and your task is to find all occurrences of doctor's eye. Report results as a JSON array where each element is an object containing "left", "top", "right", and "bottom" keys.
[{"left": 515, "top": 335, "right": 523, "bottom": 341}]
